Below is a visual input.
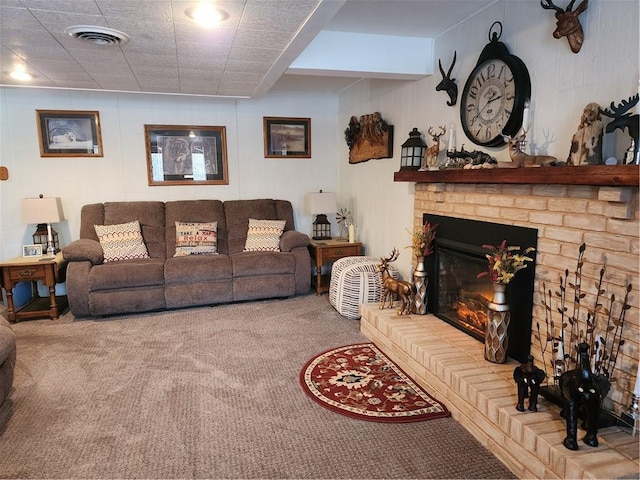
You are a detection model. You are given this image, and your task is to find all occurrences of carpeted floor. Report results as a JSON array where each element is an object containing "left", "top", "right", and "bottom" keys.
[{"left": 0, "top": 293, "right": 515, "bottom": 479}]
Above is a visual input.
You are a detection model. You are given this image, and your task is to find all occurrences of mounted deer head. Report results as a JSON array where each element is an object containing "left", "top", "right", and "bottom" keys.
[
  {"left": 540, "top": 0, "right": 589, "bottom": 53},
  {"left": 435, "top": 51, "right": 458, "bottom": 106}
]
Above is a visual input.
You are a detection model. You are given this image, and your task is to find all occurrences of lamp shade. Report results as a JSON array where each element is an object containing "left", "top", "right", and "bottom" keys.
[
  {"left": 305, "top": 191, "right": 337, "bottom": 215},
  {"left": 21, "top": 196, "right": 65, "bottom": 224}
]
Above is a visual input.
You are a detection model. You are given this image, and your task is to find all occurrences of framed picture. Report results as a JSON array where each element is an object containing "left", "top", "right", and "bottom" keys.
[
  {"left": 144, "top": 125, "right": 228, "bottom": 186},
  {"left": 36, "top": 110, "right": 103, "bottom": 157},
  {"left": 263, "top": 117, "right": 311, "bottom": 158},
  {"left": 23, "top": 244, "right": 43, "bottom": 258}
]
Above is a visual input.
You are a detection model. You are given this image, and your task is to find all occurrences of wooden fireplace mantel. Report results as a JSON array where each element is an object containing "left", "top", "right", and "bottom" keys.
[{"left": 393, "top": 164, "right": 639, "bottom": 186}]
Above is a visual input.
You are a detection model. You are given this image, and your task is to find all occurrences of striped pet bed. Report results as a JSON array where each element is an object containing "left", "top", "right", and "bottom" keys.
[{"left": 329, "top": 256, "right": 400, "bottom": 320}]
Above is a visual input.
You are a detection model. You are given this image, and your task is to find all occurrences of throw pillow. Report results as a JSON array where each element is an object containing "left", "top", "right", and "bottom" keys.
[
  {"left": 244, "top": 219, "right": 286, "bottom": 252},
  {"left": 174, "top": 221, "right": 218, "bottom": 257},
  {"left": 94, "top": 220, "right": 150, "bottom": 262}
]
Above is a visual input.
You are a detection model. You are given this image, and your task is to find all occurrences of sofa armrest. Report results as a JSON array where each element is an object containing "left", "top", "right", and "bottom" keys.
[
  {"left": 280, "top": 230, "right": 309, "bottom": 252},
  {"left": 63, "top": 239, "right": 104, "bottom": 265}
]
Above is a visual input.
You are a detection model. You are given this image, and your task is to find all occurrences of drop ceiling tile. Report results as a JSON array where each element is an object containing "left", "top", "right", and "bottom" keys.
[
  {"left": 96, "top": 0, "right": 173, "bottom": 23},
  {"left": 0, "top": 0, "right": 23, "bottom": 7},
  {"left": 174, "top": 23, "right": 236, "bottom": 46},
  {"left": 221, "top": 70, "right": 264, "bottom": 84},
  {"left": 227, "top": 45, "right": 279, "bottom": 63},
  {"left": 179, "top": 68, "right": 224, "bottom": 82},
  {"left": 176, "top": 41, "right": 231, "bottom": 58},
  {"left": 131, "top": 65, "right": 178, "bottom": 78},
  {"left": 216, "top": 79, "right": 256, "bottom": 96},
  {"left": 54, "top": 79, "right": 103, "bottom": 89},
  {"left": 0, "top": 6, "right": 44, "bottom": 30},
  {"left": 233, "top": 28, "right": 292, "bottom": 49},
  {"left": 224, "top": 59, "right": 271, "bottom": 74},
  {"left": 27, "top": 10, "right": 108, "bottom": 32},
  {"left": 13, "top": 0, "right": 102, "bottom": 15},
  {"left": 124, "top": 52, "right": 177, "bottom": 68},
  {"left": 66, "top": 47, "right": 128, "bottom": 64},
  {"left": 240, "top": 0, "right": 319, "bottom": 32}
]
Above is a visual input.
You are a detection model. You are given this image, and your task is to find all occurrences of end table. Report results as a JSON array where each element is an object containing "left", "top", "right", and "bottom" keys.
[
  {"left": 308, "top": 239, "right": 363, "bottom": 295},
  {"left": 0, "top": 252, "right": 68, "bottom": 322}
]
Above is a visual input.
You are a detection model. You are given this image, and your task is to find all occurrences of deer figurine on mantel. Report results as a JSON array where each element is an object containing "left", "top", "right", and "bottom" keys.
[
  {"left": 503, "top": 130, "right": 558, "bottom": 167},
  {"left": 422, "top": 125, "right": 446, "bottom": 170}
]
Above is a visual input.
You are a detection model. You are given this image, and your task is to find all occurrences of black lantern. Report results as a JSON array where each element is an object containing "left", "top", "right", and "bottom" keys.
[
  {"left": 400, "top": 127, "right": 427, "bottom": 170},
  {"left": 312, "top": 214, "right": 332, "bottom": 240},
  {"left": 305, "top": 190, "right": 337, "bottom": 240},
  {"left": 32, "top": 223, "right": 60, "bottom": 253}
]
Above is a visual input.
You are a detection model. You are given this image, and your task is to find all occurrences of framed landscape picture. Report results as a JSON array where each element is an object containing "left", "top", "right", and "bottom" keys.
[
  {"left": 144, "top": 125, "right": 228, "bottom": 186},
  {"left": 36, "top": 110, "right": 103, "bottom": 157},
  {"left": 263, "top": 117, "right": 311, "bottom": 158}
]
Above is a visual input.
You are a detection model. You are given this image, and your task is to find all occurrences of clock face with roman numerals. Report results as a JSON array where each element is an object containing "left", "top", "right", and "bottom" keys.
[
  {"left": 461, "top": 59, "right": 516, "bottom": 145},
  {"left": 460, "top": 29, "right": 531, "bottom": 148}
]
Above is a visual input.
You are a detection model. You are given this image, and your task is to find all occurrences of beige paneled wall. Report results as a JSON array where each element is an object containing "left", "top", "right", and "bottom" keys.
[{"left": 414, "top": 182, "right": 639, "bottom": 415}]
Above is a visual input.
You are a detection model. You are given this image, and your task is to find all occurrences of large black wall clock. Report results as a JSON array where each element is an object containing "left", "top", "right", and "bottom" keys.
[{"left": 460, "top": 22, "right": 531, "bottom": 147}]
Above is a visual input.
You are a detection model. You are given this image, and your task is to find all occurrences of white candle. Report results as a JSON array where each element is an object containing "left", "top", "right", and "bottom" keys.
[
  {"left": 448, "top": 124, "right": 455, "bottom": 151},
  {"left": 634, "top": 362, "right": 640, "bottom": 397},
  {"left": 47, "top": 224, "right": 53, "bottom": 242},
  {"left": 348, "top": 224, "right": 355, "bottom": 243},
  {"left": 522, "top": 100, "right": 530, "bottom": 133}
]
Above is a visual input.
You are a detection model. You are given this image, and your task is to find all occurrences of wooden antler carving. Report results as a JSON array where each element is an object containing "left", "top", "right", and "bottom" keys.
[{"left": 540, "top": 0, "right": 589, "bottom": 53}]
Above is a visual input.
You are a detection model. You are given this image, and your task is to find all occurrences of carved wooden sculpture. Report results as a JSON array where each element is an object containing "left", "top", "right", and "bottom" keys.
[
  {"left": 567, "top": 102, "right": 604, "bottom": 165},
  {"left": 376, "top": 249, "right": 414, "bottom": 315},
  {"left": 435, "top": 51, "right": 458, "bottom": 106},
  {"left": 540, "top": 0, "right": 589, "bottom": 53}
]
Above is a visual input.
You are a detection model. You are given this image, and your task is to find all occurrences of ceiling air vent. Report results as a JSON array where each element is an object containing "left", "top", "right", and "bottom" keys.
[{"left": 65, "top": 26, "right": 130, "bottom": 46}]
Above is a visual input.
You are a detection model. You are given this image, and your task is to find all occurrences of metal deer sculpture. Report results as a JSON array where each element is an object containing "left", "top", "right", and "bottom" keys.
[
  {"left": 424, "top": 125, "right": 446, "bottom": 169},
  {"left": 435, "top": 51, "right": 458, "bottom": 106},
  {"left": 503, "top": 130, "right": 557, "bottom": 167},
  {"left": 600, "top": 94, "right": 639, "bottom": 164},
  {"left": 540, "top": 0, "right": 589, "bottom": 53},
  {"left": 376, "top": 249, "right": 414, "bottom": 315}
]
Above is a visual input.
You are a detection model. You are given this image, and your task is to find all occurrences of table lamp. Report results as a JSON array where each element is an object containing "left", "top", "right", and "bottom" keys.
[
  {"left": 305, "top": 190, "right": 337, "bottom": 240},
  {"left": 21, "top": 195, "right": 65, "bottom": 256}
]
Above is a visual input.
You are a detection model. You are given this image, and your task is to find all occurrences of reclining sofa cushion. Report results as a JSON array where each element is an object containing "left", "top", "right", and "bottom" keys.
[{"left": 89, "top": 258, "right": 165, "bottom": 291}]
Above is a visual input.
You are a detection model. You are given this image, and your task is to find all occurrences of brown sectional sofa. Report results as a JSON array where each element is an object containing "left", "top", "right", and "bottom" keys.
[
  {"left": 62, "top": 199, "right": 311, "bottom": 317},
  {"left": 0, "top": 314, "right": 16, "bottom": 407}
]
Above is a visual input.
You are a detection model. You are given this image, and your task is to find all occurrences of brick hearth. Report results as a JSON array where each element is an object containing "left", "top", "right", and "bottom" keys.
[{"left": 360, "top": 304, "right": 640, "bottom": 479}]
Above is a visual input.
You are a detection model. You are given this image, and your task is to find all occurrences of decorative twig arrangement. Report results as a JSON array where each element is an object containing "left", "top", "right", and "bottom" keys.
[{"left": 536, "top": 243, "right": 632, "bottom": 389}]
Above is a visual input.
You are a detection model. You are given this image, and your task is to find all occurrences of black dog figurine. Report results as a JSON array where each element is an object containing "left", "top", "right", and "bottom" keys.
[
  {"left": 513, "top": 355, "right": 546, "bottom": 412},
  {"left": 560, "top": 342, "right": 608, "bottom": 450}
]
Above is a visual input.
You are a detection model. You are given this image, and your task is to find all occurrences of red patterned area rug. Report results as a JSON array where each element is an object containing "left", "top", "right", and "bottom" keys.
[{"left": 300, "top": 343, "right": 450, "bottom": 423}]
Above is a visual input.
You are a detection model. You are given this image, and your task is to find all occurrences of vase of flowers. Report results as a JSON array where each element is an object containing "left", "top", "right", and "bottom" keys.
[
  {"left": 408, "top": 222, "right": 437, "bottom": 314},
  {"left": 478, "top": 240, "right": 535, "bottom": 363}
]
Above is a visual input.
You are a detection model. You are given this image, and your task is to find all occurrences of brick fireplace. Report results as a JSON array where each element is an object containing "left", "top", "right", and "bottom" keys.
[{"left": 412, "top": 179, "right": 639, "bottom": 416}]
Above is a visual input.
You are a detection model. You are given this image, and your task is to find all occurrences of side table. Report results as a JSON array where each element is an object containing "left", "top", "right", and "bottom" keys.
[
  {"left": 0, "top": 252, "right": 68, "bottom": 322},
  {"left": 308, "top": 239, "right": 363, "bottom": 295}
]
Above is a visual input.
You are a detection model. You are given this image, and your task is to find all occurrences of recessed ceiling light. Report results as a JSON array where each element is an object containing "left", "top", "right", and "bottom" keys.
[
  {"left": 186, "top": 1, "right": 229, "bottom": 26},
  {"left": 10, "top": 70, "right": 33, "bottom": 81}
]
